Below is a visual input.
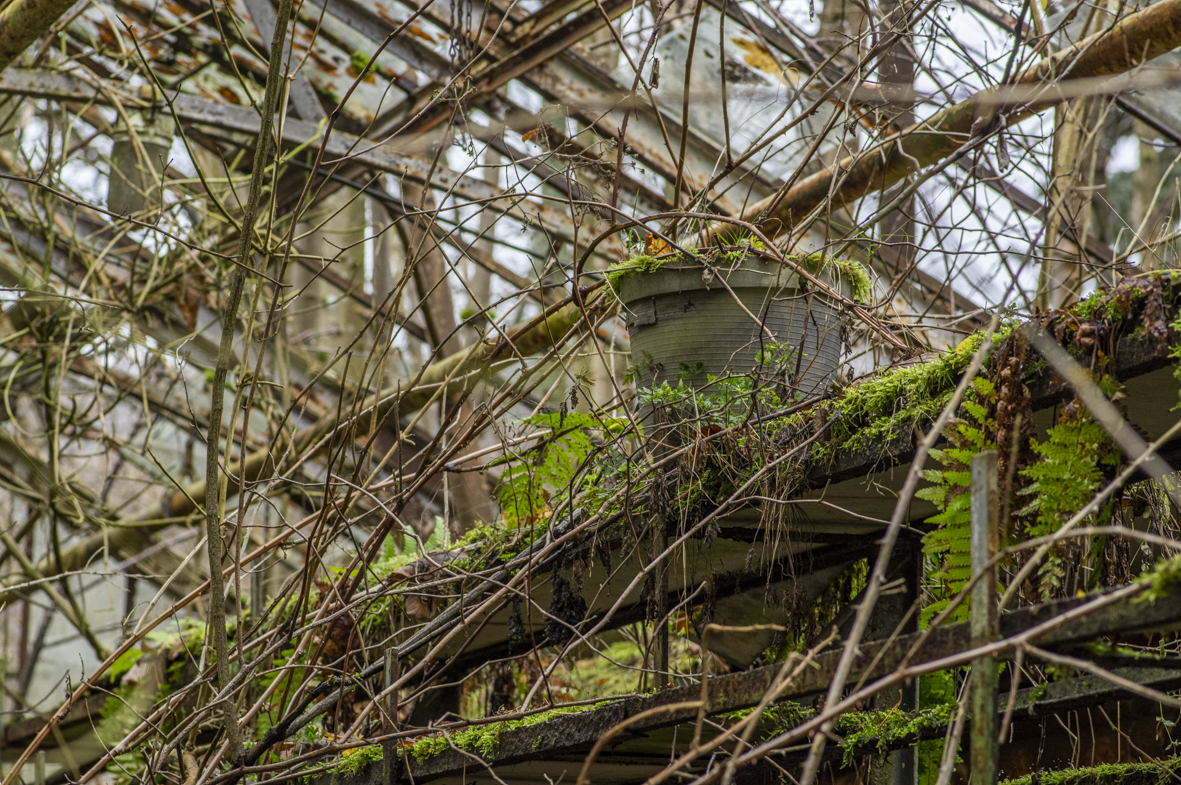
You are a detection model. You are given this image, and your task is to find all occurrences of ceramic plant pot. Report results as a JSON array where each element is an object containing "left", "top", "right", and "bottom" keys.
[{"left": 617, "top": 256, "right": 852, "bottom": 396}]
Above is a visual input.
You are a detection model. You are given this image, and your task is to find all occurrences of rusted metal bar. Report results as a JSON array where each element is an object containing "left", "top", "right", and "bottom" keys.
[
  {"left": 654, "top": 520, "right": 669, "bottom": 690},
  {"left": 250, "top": 564, "right": 264, "bottom": 631},
  {"left": 0, "top": 654, "right": 6, "bottom": 754},
  {"left": 969, "top": 450, "right": 999, "bottom": 785}
]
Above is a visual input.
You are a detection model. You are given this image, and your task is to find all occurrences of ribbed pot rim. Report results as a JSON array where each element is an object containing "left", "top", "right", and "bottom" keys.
[{"left": 616, "top": 255, "right": 852, "bottom": 306}]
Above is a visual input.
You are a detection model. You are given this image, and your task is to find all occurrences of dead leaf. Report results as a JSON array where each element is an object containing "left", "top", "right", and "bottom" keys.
[{"left": 644, "top": 233, "right": 669, "bottom": 256}]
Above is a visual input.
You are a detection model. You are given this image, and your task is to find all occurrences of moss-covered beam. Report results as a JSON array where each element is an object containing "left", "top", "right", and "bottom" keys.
[
  {"left": 794, "top": 663, "right": 1181, "bottom": 764},
  {"left": 324, "top": 575, "right": 1181, "bottom": 784},
  {"left": 325, "top": 658, "right": 1181, "bottom": 785},
  {"left": 441, "top": 538, "right": 881, "bottom": 676},
  {"left": 376, "top": 275, "right": 1181, "bottom": 685},
  {"left": 293, "top": 275, "right": 1181, "bottom": 762}
]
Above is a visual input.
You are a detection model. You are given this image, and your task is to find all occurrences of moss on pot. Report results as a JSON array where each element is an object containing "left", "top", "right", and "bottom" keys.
[{"left": 604, "top": 247, "right": 873, "bottom": 304}]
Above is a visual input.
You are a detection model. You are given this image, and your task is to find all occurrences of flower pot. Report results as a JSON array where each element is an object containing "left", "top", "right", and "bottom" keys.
[
  {"left": 617, "top": 256, "right": 851, "bottom": 396},
  {"left": 108, "top": 110, "right": 176, "bottom": 218}
]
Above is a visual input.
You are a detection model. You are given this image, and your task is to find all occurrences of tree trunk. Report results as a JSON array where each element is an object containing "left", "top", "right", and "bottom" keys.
[
  {"left": 0, "top": 0, "right": 78, "bottom": 74},
  {"left": 1037, "top": 97, "right": 1102, "bottom": 311},
  {"left": 876, "top": 0, "right": 916, "bottom": 280}
]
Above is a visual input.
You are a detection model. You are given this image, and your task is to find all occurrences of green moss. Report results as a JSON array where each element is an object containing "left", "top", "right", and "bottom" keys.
[
  {"left": 795, "top": 253, "right": 874, "bottom": 304},
  {"left": 807, "top": 328, "right": 1009, "bottom": 461},
  {"left": 1074, "top": 289, "right": 1129, "bottom": 322},
  {"left": 350, "top": 50, "right": 374, "bottom": 77},
  {"left": 1070, "top": 273, "right": 1181, "bottom": 323},
  {"left": 404, "top": 702, "right": 612, "bottom": 763},
  {"left": 1000, "top": 759, "right": 1181, "bottom": 785},
  {"left": 720, "top": 701, "right": 957, "bottom": 767},
  {"left": 333, "top": 744, "right": 383, "bottom": 776},
  {"left": 1136, "top": 554, "right": 1181, "bottom": 603},
  {"left": 833, "top": 703, "right": 956, "bottom": 766},
  {"left": 603, "top": 248, "right": 871, "bottom": 304},
  {"left": 604, "top": 253, "right": 673, "bottom": 293},
  {"left": 720, "top": 702, "right": 815, "bottom": 737},
  {"left": 831, "top": 259, "right": 873, "bottom": 303}
]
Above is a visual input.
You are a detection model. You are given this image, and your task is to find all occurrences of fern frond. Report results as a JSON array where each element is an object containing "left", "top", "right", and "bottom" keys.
[{"left": 917, "top": 378, "right": 998, "bottom": 626}]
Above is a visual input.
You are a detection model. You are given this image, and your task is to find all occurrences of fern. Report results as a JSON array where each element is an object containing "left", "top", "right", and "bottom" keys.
[
  {"left": 495, "top": 412, "right": 604, "bottom": 527},
  {"left": 1018, "top": 395, "right": 1119, "bottom": 598},
  {"left": 916, "top": 377, "right": 996, "bottom": 626}
]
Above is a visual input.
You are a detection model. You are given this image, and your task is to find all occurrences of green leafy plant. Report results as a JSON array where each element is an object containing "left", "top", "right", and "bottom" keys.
[
  {"left": 109, "top": 647, "right": 143, "bottom": 681},
  {"left": 917, "top": 377, "right": 997, "bottom": 625},
  {"left": 495, "top": 412, "right": 607, "bottom": 527},
  {"left": 715, "top": 228, "right": 766, "bottom": 264},
  {"left": 754, "top": 342, "right": 798, "bottom": 372},
  {"left": 638, "top": 375, "right": 783, "bottom": 432},
  {"left": 1018, "top": 387, "right": 1120, "bottom": 598},
  {"left": 714, "top": 224, "right": 756, "bottom": 248},
  {"left": 1137, "top": 554, "right": 1181, "bottom": 604},
  {"left": 334, "top": 744, "right": 383, "bottom": 776}
]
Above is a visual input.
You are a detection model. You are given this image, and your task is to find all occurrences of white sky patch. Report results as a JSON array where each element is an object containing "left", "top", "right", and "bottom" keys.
[
  {"left": 168, "top": 136, "right": 198, "bottom": 178},
  {"left": 62, "top": 159, "right": 107, "bottom": 206},
  {"left": 1107, "top": 135, "right": 1140, "bottom": 176},
  {"left": 364, "top": 198, "right": 375, "bottom": 296},
  {"left": 507, "top": 81, "right": 542, "bottom": 114}
]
